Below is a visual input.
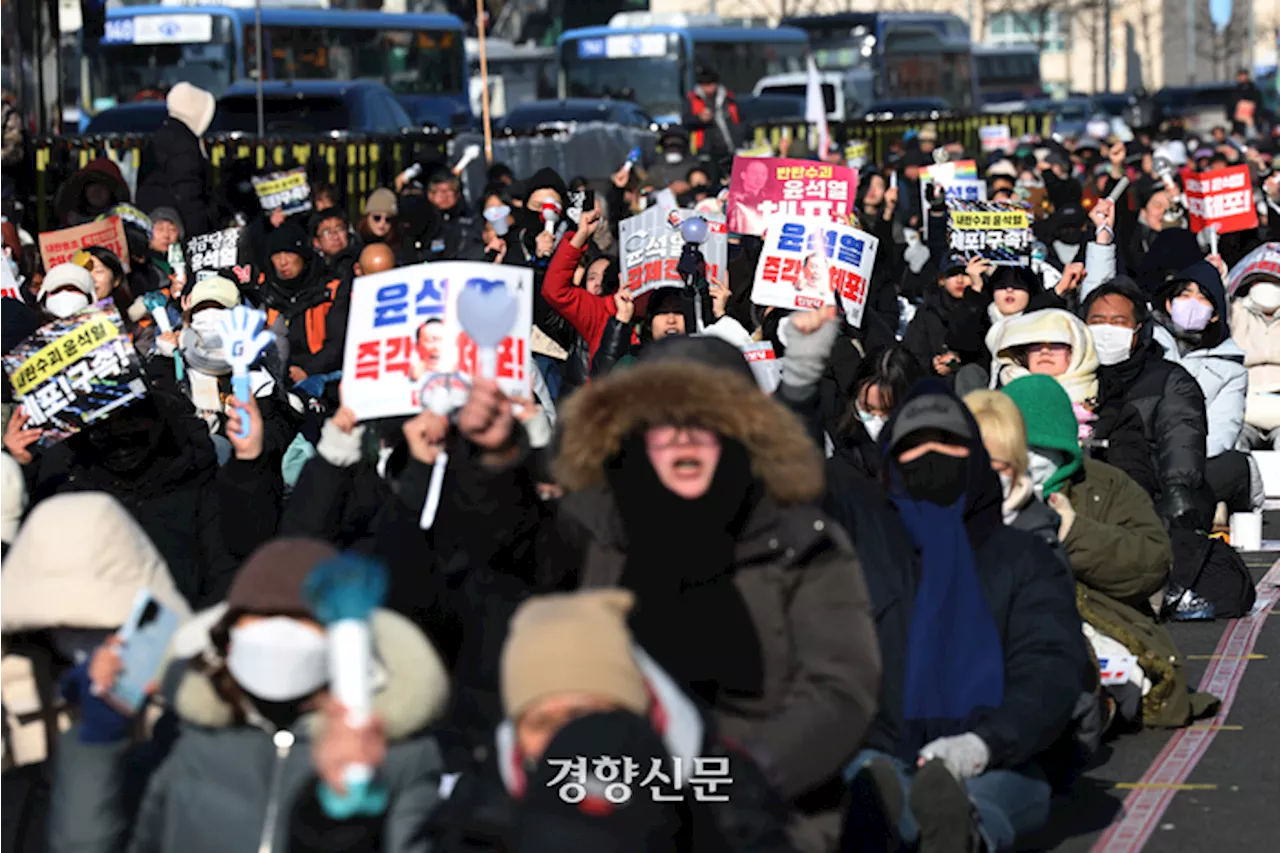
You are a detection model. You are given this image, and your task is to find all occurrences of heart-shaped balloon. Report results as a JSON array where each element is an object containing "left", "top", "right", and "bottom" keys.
[{"left": 456, "top": 278, "right": 518, "bottom": 349}]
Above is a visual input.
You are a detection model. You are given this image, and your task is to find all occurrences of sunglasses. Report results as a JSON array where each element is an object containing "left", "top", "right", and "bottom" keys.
[{"left": 369, "top": 214, "right": 391, "bottom": 223}]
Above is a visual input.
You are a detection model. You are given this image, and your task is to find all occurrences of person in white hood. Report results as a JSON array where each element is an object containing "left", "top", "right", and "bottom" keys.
[
  {"left": 36, "top": 262, "right": 96, "bottom": 320},
  {"left": 136, "top": 82, "right": 220, "bottom": 235},
  {"left": 1228, "top": 253, "right": 1280, "bottom": 447}
]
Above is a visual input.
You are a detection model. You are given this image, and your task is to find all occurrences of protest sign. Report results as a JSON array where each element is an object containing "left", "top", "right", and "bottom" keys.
[
  {"left": 742, "top": 341, "right": 780, "bottom": 394},
  {"left": 342, "top": 262, "right": 532, "bottom": 420},
  {"left": 946, "top": 200, "right": 1035, "bottom": 265},
  {"left": 252, "top": 168, "right": 312, "bottom": 215},
  {"left": 919, "top": 161, "right": 985, "bottom": 236},
  {"left": 726, "top": 157, "right": 855, "bottom": 236},
  {"left": 39, "top": 216, "right": 131, "bottom": 272},
  {"left": 920, "top": 160, "right": 978, "bottom": 184},
  {"left": 2, "top": 304, "right": 148, "bottom": 448},
  {"left": 1, "top": 257, "right": 20, "bottom": 300},
  {"left": 751, "top": 216, "right": 879, "bottom": 328},
  {"left": 1185, "top": 165, "right": 1258, "bottom": 234},
  {"left": 979, "top": 124, "right": 1012, "bottom": 153},
  {"left": 620, "top": 208, "right": 727, "bottom": 296},
  {"left": 185, "top": 227, "right": 248, "bottom": 282}
]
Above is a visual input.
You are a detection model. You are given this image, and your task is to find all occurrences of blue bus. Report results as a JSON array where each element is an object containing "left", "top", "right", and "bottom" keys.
[
  {"left": 82, "top": 6, "right": 470, "bottom": 129},
  {"left": 557, "top": 13, "right": 808, "bottom": 124},
  {"left": 781, "top": 12, "right": 976, "bottom": 113}
]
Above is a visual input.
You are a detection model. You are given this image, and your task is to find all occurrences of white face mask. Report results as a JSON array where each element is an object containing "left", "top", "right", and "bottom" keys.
[
  {"left": 226, "top": 617, "right": 328, "bottom": 702},
  {"left": 44, "top": 290, "right": 90, "bottom": 319},
  {"left": 1249, "top": 282, "right": 1280, "bottom": 313},
  {"left": 858, "top": 408, "right": 886, "bottom": 442},
  {"left": 1089, "top": 323, "right": 1135, "bottom": 366},
  {"left": 998, "top": 472, "right": 1014, "bottom": 499},
  {"left": 1026, "top": 449, "right": 1065, "bottom": 497},
  {"left": 664, "top": 150, "right": 684, "bottom": 164},
  {"left": 180, "top": 309, "right": 233, "bottom": 375}
]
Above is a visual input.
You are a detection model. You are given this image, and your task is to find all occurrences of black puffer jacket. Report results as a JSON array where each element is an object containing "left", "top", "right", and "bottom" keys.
[
  {"left": 1096, "top": 331, "right": 1211, "bottom": 527},
  {"left": 136, "top": 117, "right": 218, "bottom": 235}
]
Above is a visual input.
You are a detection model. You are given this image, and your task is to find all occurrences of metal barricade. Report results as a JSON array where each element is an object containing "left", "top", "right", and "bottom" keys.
[{"left": 28, "top": 130, "right": 452, "bottom": 232}]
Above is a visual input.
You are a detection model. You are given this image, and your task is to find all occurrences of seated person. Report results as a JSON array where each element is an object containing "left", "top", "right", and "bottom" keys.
[
  {"left": 1083, "top": 278, "right": 1212, "bottom": 529},
  {"left": 1230, "top": 262, "right": 1280, "bottom": 449},
  {"left": 1005, "top": 375, "right": 1217, "bottom": 730},
  {"left": 839, "top": 381, "right": 1087, "bottom": 853},
  {"left": 1151, "top": 261, "right": 1254, "bottom": 517}
]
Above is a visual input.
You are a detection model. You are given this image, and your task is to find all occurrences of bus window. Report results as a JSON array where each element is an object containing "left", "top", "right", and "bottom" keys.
[
  {"left": 561, "top": 34, "right": 686, "bottom": 119},
  {"left": 82, "top": 14, "right": 236, "bottom": 111}
]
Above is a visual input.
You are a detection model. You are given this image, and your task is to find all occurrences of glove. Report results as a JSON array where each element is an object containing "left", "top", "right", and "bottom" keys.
[
  {"left": 918, "top": 733, "right": 990, "bottom": 780},
  {"left": 1047, "top": 492, "right": 1077, "bottom": 542},
  {"left": 61, "top": 662, "right": 133, "bottom": 745},
  {"left": 779, "top": 314, "right": 839, "bottom": 390},
  {"left": 1157, "top": 485, "right": 1201, "bottom": 532},
  {"left": 316, "top": 417, "right": 366, "bottom": 468}
]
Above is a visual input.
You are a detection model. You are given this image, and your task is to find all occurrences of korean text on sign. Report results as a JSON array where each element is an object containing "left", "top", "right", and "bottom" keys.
[
  {"left": 619, "top": 207, "right": 727, "bottom": 297},
  {"left": 252, "top": 168, "right": 313, "bottom": 215},
  {"left": 341, "top": 262, "right": 533, "bottom": 421},
  {"left": 185, "top": 228, "right": 243, "bottom": 276},
  {"left": 751, "top": 217, "right": 879, "bottom": 328},
  {"left": 1, "top": 304, "right": 149, "bottom": 448},
  {"left": 545, "top": 755, "right": 732, "bottom": 805},
  {"left": 38, "top": 216, "right": 131, "bottom": 273},
  {"left": 946, "top": 200, "right": 1034, "bottom": 266},
  {"left": 1185, "top": 165, "right": 1258, "bottom": 235},
  {"left": 726, "top": 157, "right": 855, "bottom": 237}
]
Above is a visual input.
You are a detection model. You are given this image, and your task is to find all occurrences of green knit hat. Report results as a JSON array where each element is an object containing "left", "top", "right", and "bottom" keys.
[{"left": 1003, "top": 375, "right": 1083, "bottom": 495}]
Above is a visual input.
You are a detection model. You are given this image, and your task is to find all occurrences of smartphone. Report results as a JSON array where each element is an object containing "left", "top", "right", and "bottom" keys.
[
  {"left": 582, "top": 189, "right": 595, "bottom": 212},
  {"left": 106, "top": 591, "right": 181, "bottom": 713}
]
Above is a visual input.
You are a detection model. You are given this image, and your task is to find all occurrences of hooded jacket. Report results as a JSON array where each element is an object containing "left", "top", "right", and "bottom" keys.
[
  {"left": 136, "top": 85, "right": 219, "bottom": 236},
  {"left": 54, "top": 158, "right": 131, "bottom": 227},
  {"left": 1152, "top": 262, "right": 1247, "bottom": 457},
  {"left": 261, "top": 225, "right": 350, "bottom": 377},
  {"left": 2, "top": 493, "right": 191, "bottom": 772},
  {"left": 989, "top": 308, "right": 1100, "bottom": 404},
  {"left": 47, "top": 607, "right": 447, "bottom": 853}
]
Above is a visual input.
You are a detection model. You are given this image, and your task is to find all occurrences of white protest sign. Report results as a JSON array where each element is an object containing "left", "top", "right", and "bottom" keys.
[{"left": 341, "top": 262, "right": 533, "bottom": 421}]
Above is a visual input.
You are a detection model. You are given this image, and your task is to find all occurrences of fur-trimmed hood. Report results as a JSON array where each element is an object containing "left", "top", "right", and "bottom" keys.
[
  {"left": 171, "top": 607, "right": 449, "bottom": 741},
  {"left": 553, "top": 360, "right": 824, "bottom": 504}
]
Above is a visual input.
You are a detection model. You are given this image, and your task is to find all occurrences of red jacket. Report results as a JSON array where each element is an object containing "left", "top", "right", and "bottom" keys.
[
  {"left": 685, "top": 88, "right": 740, "bottom": 151},
  {"left": 540, "top": 237, "right": 616, "bottom": 358}
]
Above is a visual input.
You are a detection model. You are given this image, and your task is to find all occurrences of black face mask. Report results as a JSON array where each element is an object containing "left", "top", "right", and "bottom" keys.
[{"left": 897, "top": 451, "right": 969, "bottom": 507}]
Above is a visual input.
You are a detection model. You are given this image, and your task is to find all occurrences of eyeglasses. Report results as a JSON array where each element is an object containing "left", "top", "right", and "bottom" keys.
[
  {"left": 1027, "top": 342, "right": 1071, "bottom": 354},
  {"left": 318, "top": 227, "right": 345, "bottom": 239}
]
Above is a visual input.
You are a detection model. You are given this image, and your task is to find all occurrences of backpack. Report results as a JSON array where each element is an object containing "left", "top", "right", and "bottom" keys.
[{"left": 1163, "top": 530, "right": 1257, "bottom": 620}]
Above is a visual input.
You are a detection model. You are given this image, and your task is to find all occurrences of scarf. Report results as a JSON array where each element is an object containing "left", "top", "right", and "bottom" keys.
[
  {"left": 890, "top": 480, "right": 1004, "bottom": 753},
  {"left": 607, "top": 436, "right": 763, "bottom": 701}
]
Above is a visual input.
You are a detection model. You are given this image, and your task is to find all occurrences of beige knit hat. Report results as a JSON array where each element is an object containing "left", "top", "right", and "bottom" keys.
[
  {"left": 365, "top": 187, "right": 398, "bottom": 217},
  {"left": 500, "top": 589, "right": 649, "bottom": 720},
  {"left": 167, "top": 82, "right": 216, "bottom": 137}
]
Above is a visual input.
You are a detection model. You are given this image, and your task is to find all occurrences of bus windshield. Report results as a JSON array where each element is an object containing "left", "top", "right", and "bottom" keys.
[
  {"left": 83, "top": 14, "right": 236, "bottom": 111},
  {"left": 560, "top": 34, "right": 685, "bottom": 119},
  {"left": 260, "top": 27, "right": 464, "bottom": 95}
]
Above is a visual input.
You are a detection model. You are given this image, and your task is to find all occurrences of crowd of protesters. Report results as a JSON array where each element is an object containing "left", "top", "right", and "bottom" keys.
[{"left": 1, "top": 75, "right": 1278, "bottom": 853}]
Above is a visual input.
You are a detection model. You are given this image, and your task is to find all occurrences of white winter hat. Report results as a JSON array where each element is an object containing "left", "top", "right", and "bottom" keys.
[
  {"left": 167, "top": 82, "right": 216, "bottom": 137},
  {"left": 36, "top": 262, "right": 95, "bottom": 301},
  {"left": 1, "top": 493, "right": 191, "bottom": 632}
]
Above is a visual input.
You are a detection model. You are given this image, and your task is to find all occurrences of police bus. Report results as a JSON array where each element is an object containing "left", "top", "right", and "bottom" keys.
[
  {"left": 557, "top": 12, "right": 808, "bottom": 125},
  {"left": 81, "top": 2, "right": 471, "bottom": 130}
]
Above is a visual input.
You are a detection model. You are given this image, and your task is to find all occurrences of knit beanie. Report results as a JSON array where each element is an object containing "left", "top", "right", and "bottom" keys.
[
  {"left": 167, "top": 82, "right": 216, "bottom": 137},
  {"left": 365, "top": 187, "right": 398, "bottom": 217},
  {"left": 501, "top": 590, "right": 649, "bottom": 721},
  {"left": 149, "top": 206, "right": 185, "bottom": 239},
  {"left": 1003, "top": 375, "right": 1083, "bottom": 494},
  {"left": 227, "top": 537, "right": 338, "bottom": 618}
]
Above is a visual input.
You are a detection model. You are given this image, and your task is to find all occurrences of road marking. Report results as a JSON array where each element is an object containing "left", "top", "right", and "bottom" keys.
[
  {"left": 1114, "top": 783, "right": 1219, "bottom": 791},
  {"left": 1090, "top": 559, "right": 1280, "bottom": 853},
  {"left": 1186, "top": 724, "right": 1244, "bottom": 731},
  {"left": 1185, "top": 654, "right": 1267, "bottom": 660}
]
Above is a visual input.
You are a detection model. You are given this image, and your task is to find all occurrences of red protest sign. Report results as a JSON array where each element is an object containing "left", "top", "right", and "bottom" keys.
[
  {"left": 726, "top": 157, "right": 855, "bottom": 236},
  {"left": 1185, "top": 166, "right": 1258, "bottom": 235},
  {"left": 38, "top": 216, "right": 131, "bottom": 273}
]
